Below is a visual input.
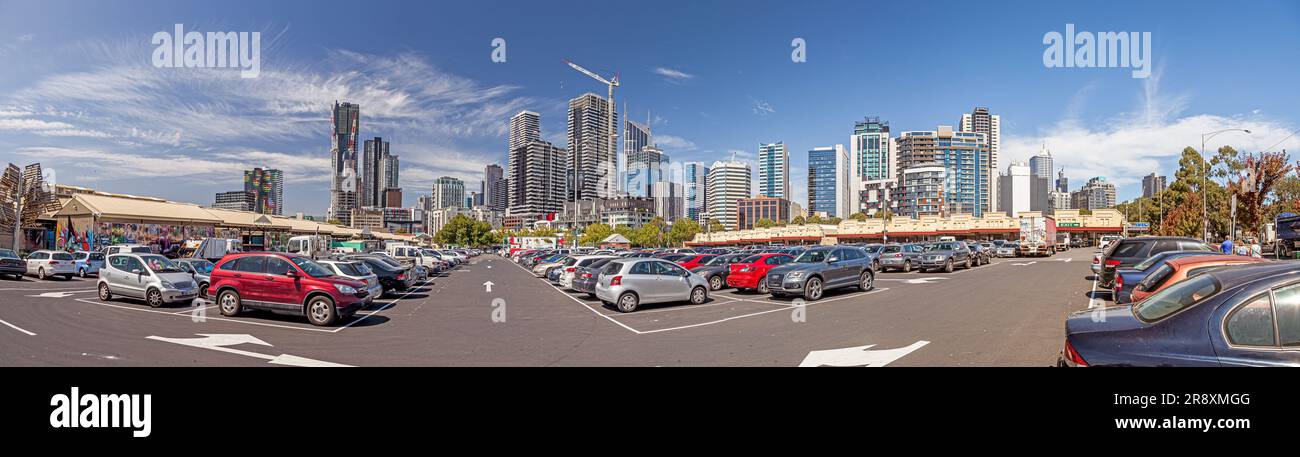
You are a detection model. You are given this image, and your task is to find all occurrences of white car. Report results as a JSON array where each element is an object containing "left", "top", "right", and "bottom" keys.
[
  {"left": 559, "top": 255, "right": 618, "bottom": 290},
  {"left": 26, "top": 250, "right": 78, "bottom": 280},
  {"left": 317, "top": 260, "right": 383, "bottom": 303},
  {"left": 439, "top": 250, "right": 468, "bottom": 265},
  {"left": 532, "top": 256, "right": 569, "bottom": 277}
]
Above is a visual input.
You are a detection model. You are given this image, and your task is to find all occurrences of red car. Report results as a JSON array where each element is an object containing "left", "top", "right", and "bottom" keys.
[
  {"left": 208, "top": 252, "right": 371, "bottom": 326},
  {"left": 725, "top": 253, "right": 794, "bottom": 293},
  {"left": 676, "top": 254, "right": 717, "bottom": 270}
]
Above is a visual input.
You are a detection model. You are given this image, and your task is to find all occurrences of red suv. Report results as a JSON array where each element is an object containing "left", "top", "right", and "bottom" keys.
[{"left": 208, "top": 252, "right": 370, "bottom": 326}]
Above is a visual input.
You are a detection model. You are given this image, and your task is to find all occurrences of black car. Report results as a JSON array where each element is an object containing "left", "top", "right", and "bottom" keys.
[
  {"left": 689, "top": 253, "right": 750, "bottom": 290},
  {"left": 345, "top": 255, "right": 410, "bottom": 295},
  {"left": 571, "top": 257, "right": 617, "bottom": 298},
  {"left": 1098, "top": 236, "right": 1212, "bottom": 288},
  {"left": 965, "top": 241, "right": 992, "bottom": 266},
  {"left": 0, "top": 249, "right": 25, "bottom": 279}
]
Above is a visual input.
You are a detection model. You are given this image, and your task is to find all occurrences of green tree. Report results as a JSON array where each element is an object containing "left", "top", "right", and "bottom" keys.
[
  {"left": 435, "top": 215, "right": 496, "bottom": 247},
  {"left": 668, "top": 218, "right": 701, "bottom": 246},
  {"left": 827, "top": 216, "right": 843, "bottom": 225},
  {"left": 806, "top": 214, "right": 824, "bottom": 225},
  {"left": 755, "top": 218, "right": 776, "bottom": 228},
  {"left": 579, "top": 223, "right": 614, "bottom": 247},
  {"left": 850, "top": 212, "right": 868, "bottom": 222},
  {"left": 707, "top": 218, "right": 726, "bottom": 233},
  {"left": 790, "top": 215, "right": 806, "bottom": 225}
]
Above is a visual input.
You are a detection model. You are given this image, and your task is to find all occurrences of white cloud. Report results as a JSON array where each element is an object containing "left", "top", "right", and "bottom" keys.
[
  {"left": 652, "top": 67, "right": 694, "bottom": 83},
  {"left": 655, "top": 134, "right": 696, "bottom": 152},
  {"left": 0, "top": 118, "right": 75, "bottom": 130},
  {"left": 750, "top": 97, "right": 775, "bottom": 117}
]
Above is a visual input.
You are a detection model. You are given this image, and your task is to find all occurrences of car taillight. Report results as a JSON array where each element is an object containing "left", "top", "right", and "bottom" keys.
[
  {"left": 581, "top": 273, "right": 592, "bottom": 279},
  {"left": 566, "top": 267, "right": 575, "bottom": 272},
  {"left": 893, "top": 253, "right": 903, "bottom": 258},
  {"left": 1092, "top": 256, "right": 1100, "bottom": 264},
  {"left": 739, "top": 266, "right": 752, "bottom": 272},
  {"left": 1115, "top": 275, "right": 1124, "bottom": 293},
  {"left": 610, "top": 275, "right": 622, "bottom": 286},
  {"left": 1063, "top": 340, "right": 1088, "bottom": 367},
  {"left": 48, "top": 261, "right": 59, "bottom": 265},
  {"left": 1105, "top": 259, "right": 1121, "bottom": 267},
  {"left": 397, "top": 274, "right": 406, "bottom": 280}
]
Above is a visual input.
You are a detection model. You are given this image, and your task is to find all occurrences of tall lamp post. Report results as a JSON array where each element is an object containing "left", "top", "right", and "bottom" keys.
[{"left": 1201, "top": 129, "right": 1251, "bottom": 241}]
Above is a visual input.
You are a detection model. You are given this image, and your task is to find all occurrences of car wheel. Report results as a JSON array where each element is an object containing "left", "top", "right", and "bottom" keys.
[
  {"left": 709, "top": 275, "right": 723, "bottom": 291},
  {"left": 586, "top": 292, "right": 596, "bottom": 298},
  {"left": 690, "top": 286, "right": 707, "bottom": 304},
  {"left": 965, "top": 258, "right": 972, "bottom": 269},
  {"left": 145, "top": 288, "right": 164, "bottom": 308},
  {"left": 804, "top": 277, "right": 824, "bottom": 301},
  {"left": 306, "top": 296, "right": 338, "bottom": 326},
  {"left": 97, "top": 282, "right": 113, "bottom": 301},
  {"left": 37, "top": 267, "right": 46, "bottom": 280},
  {"left": 756, "top": 280, "right": 770, "bottom": 294},
  {"left": 902, "top": 261, "right": 912, "bottom": 273},
  {"left": 872, "top": 259, "right": 880, "bottom": 272},
  {"left": 78, "top": 268, "right": 87, "bottom": 278},
  {"left": 616, "top": 292, "right": 639, "bottom": 313},
  {"left": 944, "top": 260, "right": 953, "bottom": 273},
  {"left": 63, "top": 274, "right": 74, "bottom": 280},
  {"left": 198, "top": 282, "right": 209, "bottom": 298},
  {"left": 218, "top": 290, "right": 242, "bottom": 317},
  {"left": 858, "top": 271, "right": 874, "bottom": 291}
]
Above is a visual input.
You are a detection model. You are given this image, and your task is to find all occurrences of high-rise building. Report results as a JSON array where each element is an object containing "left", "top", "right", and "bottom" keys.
[
  {"left": 1056, "top": 168, "right": 1069, "bottom": 193},
  {"left": 736, "top": 196, "right": 792, "bottom": 230},
  {"left": 998, "top": 162, "right": 1031, "bottom": 217},
  {"left": 897, "top": 166, "right": 946, "bottom": 218},
  {"left": 960, "top": 107, "right": 1000, "bottom": 212},
  {"left": 808, "top": 145, "right": 851, "bottom": 218},
  {"left": 361, "top": 137, "right": 393, "bottom": 207},
  {"left": 244, "top": 168, "right": 283, "bottom": 215},
  {"left": 860, "top": 179, "right": 898, "bottom": 216},
  {"left": 625, "top": 145, "right": 668, "bottom": 198},
  {"left": 1072, "top": 177, "right": 1118, "bottom": 210},
  {"left": 895, "top": 126, "right": 990, "bottom": 217},
  {"left": 684, "top": 162, "right": 709, "bottom": 223},
  {"left": 432, "top": 176, "right": 466, "bottom": 210},
  {"left": 507, "top": 139, "right": 567, "bottom": 220},
  {"left": 484, "top": 164, "right": 505, "bottom": 210},
  {"left": 329, "top": 101, "right": 360, "bottom": 224},
  {"left": 379, "top": 149, "right": 399, "bottom": 206},
  {"left": 1029, "top": 145, "right": 1054, "bottom": 179},
  {"left": 1142, "top": 173, "right": 1167, "bottom": 198},
  {"left": 213, "top": 191, "right": 256, "bottom": 212},
  {"left": 509, "top": 110, "right": 541, "bottom": 154},
  {"left": 383, "top": 189, "right": 403, "bottom": 208},
  {"left": 850, "top": 117, "right": 894, "bottom": 215},
  {"left": 651, "top": 181, "right": 685, "bottom": 222},
  {"left": 567, "top": 93, "right": 618, "bottom": 201},
  {"left": 706, "top": 159, "right": 752, "bottom": 230},
  {"left": 757, "top": 142, "right": 790, "bottom": 199},
  {"left": 624, "top": 119, "right": 650, "bottom": 159}
]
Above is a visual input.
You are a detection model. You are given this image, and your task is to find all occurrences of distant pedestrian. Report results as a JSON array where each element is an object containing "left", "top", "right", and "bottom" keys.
[
  {"left": 1251, "top": 239, "right": 1262, "bottom": 258},
  {"left": 1221, "top": 238, "right": 1234, "bottom": 254}
]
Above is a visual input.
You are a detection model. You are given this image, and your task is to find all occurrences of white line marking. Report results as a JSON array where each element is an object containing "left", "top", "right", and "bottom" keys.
[
  {"left": 0, "top": 318, "right": 36, "bottom": 336},
  {"left": 75, "top": 298, "right": 336, "bottom": 333},
  {"left": 635, "top": 288, "right": 891, "bottom": 334},
  {"left": 331, "top": 278, "right": 431, "bottom": 332},
  {"left": 510, "top": 260, "right": 645, "bottom": 334}
]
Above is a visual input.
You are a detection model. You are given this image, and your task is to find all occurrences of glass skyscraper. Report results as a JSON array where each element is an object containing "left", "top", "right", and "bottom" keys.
[
  {"left": 757, "top": 142, "right": 789, "bottom": 199},
  {"left": 807, "top": 146, "right": 849, "bottom": 218}
]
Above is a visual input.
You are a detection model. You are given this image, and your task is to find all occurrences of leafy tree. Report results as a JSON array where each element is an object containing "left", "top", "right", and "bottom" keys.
[
  {"left": 790, "top": 215, "right": 806, "bottom": 225},
  {"left": 668, "top": 219, "right": 701, "bottom": 246},
  {"left": 850, "top": 212, "right": 868, "bottom": 222},
  {"left": 806, "top": 214, "right": 824, "bottom": 225},
  {"left": 827, "top": 217, "right": 843, "bottom": 225},
  {"left": 579, "top": 223, "right": 614, "bottom": 247},
  {"left": 435, "top": 215, "right": 495, "bottom": 247},
  {"left": 706, "top": 218, "right": 726, "bottom": 233},
  {"left": 755, "top": 218, "right": 777, "bottom": 228},
  {"left": 1228, "top": 150, "right": 1292, "bottom": 237}
]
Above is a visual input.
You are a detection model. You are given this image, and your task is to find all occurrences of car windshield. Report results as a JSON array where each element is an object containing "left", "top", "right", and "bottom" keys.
[
  {"left": 353, "top": 262, "right": 374, "bottom": 275},
  {"left": 289, "top": 257, "right": 333, "bottom": 278},
  {"left": 332, "top": 262, "right": 364, "bottom": 276},
  {"left": 0, "top": 249, "right": 17, "bottom": 259},
  {"left": 187, "top": 260, "right": 214, "bottom": 274},
  {"left": 1134, "top": 274, "right": 1221, "bottom": 322},
  {"left": 89, "top": 252, "right": 104, "bottom": 261},
  {"left": 928, "top": 243, "right": 962, "bottom": 251},
  {"left": 703, "top": 255, "right": 735, "bottom": 266},
  {"left": 139, "top": 255, "right": 182, "bottom": 273},
  {"left": 793, "top": 250, "right": 828, "bottom": 263}
]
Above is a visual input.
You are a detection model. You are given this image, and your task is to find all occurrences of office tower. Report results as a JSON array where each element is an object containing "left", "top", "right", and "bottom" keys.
[
  {"left": 999, "top": 162, "right": 1031, "bottom": 217},
  {"left": 465, "top": 193, "right": 477, "bottom": 208},
  {"left": 509, "top": 111, "right": 541, "bottom": 153},
  {"left": 651, "top": 181, "right": 685, "bottom": 221},
  {"left": 383, "top": 189, "right": 402, "bottom": 208},
  {"left": 361, "top": 137, "right": 392, "bottom": 207},
  {"left": 1072, "top": 177, "right": 1117, "bottom": 210},
  {"left": 329, "top": 101, "right": 360, "bottom": 224},
  {"left": 1029, "top": 145, "right": 1054, "bottom": 179},
  {"left": 897, "top": 166, "right": 947, "bottom": 217},
  {"left": 1056, "top": 168, "right": 1069, "bottom": 193},
  {"left": 1142, "top": 173, "right": 1167, "bottom": 198},
  {"left": 243, "top": 168, "right": 283, "bottom": 215},
  {"left": 895, "top": 126, "right": 990, "bottom": 217},
  {"left": 961, "top": 107, "right": 1000, "bottom": 212},
  {"left": 860, "top": 179, "right": 897, "bottom": 216},
  {"left": 213, "top": 191, "right": 256, "bottom": 212},
  {"left": 808, "top": 145, "right": 851, "bottom": 218},
  {"left": 432, "top": 176, "right": 466, "bottom": 210},
  {"left": 705, "top": 159, "right": 752, "bottom": 230},
  {"left": 684, "top": 162, "right": 708, "bottom": 223},
  {"left": 484, "top": 164, "right": 505, "bottom": 210},
  {"left": 850, "top": 117, "right": 893, "bottom": 214},
  {"left": 757, "top": 142, "right": 790, "bottom": 199},
  {"left": 736, "top": 196, "right": 792, "bottom": 230},
  {"left": 567, "top": 93, "right": 618, "bottom": 201},
  {"left": 380, "top": 149, "right": 399, "bottom": 206},
  {"left": 507, "top": 140, "right": 567, "bottom": 219},
  {"left": 622, "top": 118, "right": 652, "bottom": 195},
  {"left": 625, "top": 145, "right": 668, "bottom": 198}
]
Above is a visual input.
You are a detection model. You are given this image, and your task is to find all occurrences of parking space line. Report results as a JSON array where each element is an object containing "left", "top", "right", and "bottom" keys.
[
  {"left": 74, "top": 297, "right": 336, "bottom": 333},
  {"left": 601, "top": 294, "right": 756, "bottom": 317},
  {"left": 509, "top": 260, "right": 644, "bottom": 334},
  {"left": 635, "top": 287, "right": 892, "bottom": 334},
  {"left": 331, "top": 278, "right": 432, "bottom": 332},
  {"left": 168, "top": 305, "right": 216, "bottom": 315},
  {"left": 0, "top": 317, "right": 36, "bottom": 336}
]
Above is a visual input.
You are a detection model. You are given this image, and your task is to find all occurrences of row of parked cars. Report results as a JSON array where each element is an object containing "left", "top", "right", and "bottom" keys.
[{"left": 1063, "top": 235, "right": 1300, "bottom": 366}]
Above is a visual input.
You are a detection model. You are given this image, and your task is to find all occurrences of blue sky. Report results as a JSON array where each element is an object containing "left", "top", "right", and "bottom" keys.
[{"left": 2, "top": 0, "right": 1299, "bottom": 215}]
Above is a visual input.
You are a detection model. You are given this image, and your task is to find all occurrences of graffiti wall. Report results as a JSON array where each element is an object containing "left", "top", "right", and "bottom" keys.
[{"left": 52, "top": 218, "right": 222, "bottom": 253}]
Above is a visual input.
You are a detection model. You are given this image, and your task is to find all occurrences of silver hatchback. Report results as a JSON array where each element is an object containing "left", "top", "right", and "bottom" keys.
[
  {"left": 595, "top": 259, "right": 709, "bottom": 313},
  {"left": 97, "top": 254, "right": 200, "bottom": 307}
]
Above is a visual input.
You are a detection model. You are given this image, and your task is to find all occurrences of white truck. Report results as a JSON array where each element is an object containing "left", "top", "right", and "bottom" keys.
[
  {"left": 192, "top": 238, "right": 242, "bottom": 263},
  {"left": 1017, "top": 217, "right": 1056, "bottom": 257},
  {"left": 287, "top": 235, "right": 331, "bottom": 259}
]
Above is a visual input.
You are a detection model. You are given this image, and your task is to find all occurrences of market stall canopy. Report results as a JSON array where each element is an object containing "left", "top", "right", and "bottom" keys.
[
  {"left": 203, "top": 208, "right": 292, "bottom": 230},
  {"left": 53, "top": 193, "right": 223, "bottom": 225}
]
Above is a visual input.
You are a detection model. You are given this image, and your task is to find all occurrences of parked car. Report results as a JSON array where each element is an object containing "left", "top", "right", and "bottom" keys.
[
  {"left": 0, "top": 249, "right": 28, "bottom": 279},
  {"left": 965, "top": 241, "right": 992, "bottom": 266},
  {"left": 995, "top": 242, "right": 1019, "bottom": 258},
  {"left": 559, "top": 255, "right": 617, "bottom": 290},
  {"left": 764, "top": 246, "right": 874, "bottom": 301},
  {"left": 595, "top": 258, "right": 710, "bottom": 312},
  {"left": 25, "top": 250, "right": 76, "bottom": 280},
  {"left": 71, "top": 251, "right": 106, "bottom": 278},
  {"left": 1098, "top": 235, "right": 1121, "bottom": 251},
  {"left": 675, "top": 254, "right": 716, "bottom": 271},
  {"left": 97, "top": 253, "right": 200, "bottom": 307},
  {"left": 690, "top": 253, "right": 750, "bottom": 291},
  {"left": 344, "top": 255, "right": 412, "bottom": 295},
  {"left": 1060, "top": 262, "right": 1300, "bottom": 366},
  {"left": 1127, "top": 255, "right": 1269, "bottom": 303},
  {"left": 918, "top": 242, "right": 974, "bottom": 273},
  {"left": 104, "top": 244, "right": 155, "bottom": 256},
  {"left": 1112, "top": 251, "right": 1221, "bottom": 304},
  {"left": 316, "top": 260, "right": 384, "bottom": 301},
  {"left": 877, "top": 243, "right": 925, "bottom": 272},
  {"left": 726, "top": 253, "right": 794, "bottom": 293},
  {"left": 571, "top": 257, "right": 618, "bottom": 297},
  {"left": 532, "top": 255, "right": 570, "bottom": 277},
  {"left": 1098, "top": 236, "right": 1213, "bottom": 288},
  {"left": 207, "top": 252, "right": 370, "bottom": 326},
  {"left": 172, "top": 258, "right": 214, "bottom": 297}
]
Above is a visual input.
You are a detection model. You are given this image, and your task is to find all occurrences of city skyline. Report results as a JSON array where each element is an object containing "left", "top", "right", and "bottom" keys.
[{"left": 2, "top": 0, "right": 1300, "bottom": 216}]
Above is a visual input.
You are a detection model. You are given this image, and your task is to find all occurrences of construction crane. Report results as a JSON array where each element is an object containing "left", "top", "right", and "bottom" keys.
[{"left": 563, "top": 59, "right": 619, "bottom": 202}]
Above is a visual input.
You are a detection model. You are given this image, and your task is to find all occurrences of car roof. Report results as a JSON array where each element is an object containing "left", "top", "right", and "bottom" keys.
[
  {"left": 1202, "top": 261, "right": 1299, "bottom": 285},
  {"left": 1165, "top": 255, "right": 1266, "bottom": 269}
]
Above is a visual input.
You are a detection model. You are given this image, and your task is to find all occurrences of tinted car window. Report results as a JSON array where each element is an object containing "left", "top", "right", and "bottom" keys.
[
  {"left": 1135, "top": 274, "right": 1220, "bottom": 322},
  {"left": 655, "top": 262, "right": 687, "bottom": 276},
  {"left": 1272, "top": 283, "right": 1300, "bottom": 347},
  {"left": 233, "top": 256, "right": 266, "bottom": 273},
  {"left": 794, "top": 250, "right": 828, "bottom": 263},
  {"left": 602, "top": 261, "right": 625, "bottom": 275},
  {"left": 119, "top": 257, "right": 145, "bottom": 273},
  {"left": 842, "top": 248, "right": 864, "bottom": 261},
  {"left": 629, "top": 262, "right": 653, "bottom": 275},
  {"left": 1111, "top": 241, "right": 1149, "bottom": 258},
  {"left": 589, "top": 258, "right": 614, "bottom": 269},
  {"left": 882, "top": 245, "right": 901, "bottom": 254},
  {"left": 766, "top": 255, "right": 791, "bottom": 266},
  {"left": 0, "top": 249, "right": 16, "bottom": 259},
  {"left": 1226, "top": 295, "right": 1276, "bottom": 347},
  {"left": 265, "top": 257, "right": 294, "bottom": 276},
  {"left": 1178, "top": 241, "right": 1212, "bottom": 252},
  {"left": 1142, "top": 264, "right": 1175, "bottom": 290}
]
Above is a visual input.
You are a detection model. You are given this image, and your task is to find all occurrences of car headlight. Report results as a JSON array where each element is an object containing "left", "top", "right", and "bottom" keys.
[
  {"left": 785, "top": 271, "right": 804, "bottom": 280},
  {"left": 335, "top": 284, "right": 357, "bottom": 294}
]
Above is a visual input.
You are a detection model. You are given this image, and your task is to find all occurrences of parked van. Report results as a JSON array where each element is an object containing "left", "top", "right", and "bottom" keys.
[
  {"left": 287, "top": 235, "right": 331, "bottom": 259},
  {"left": 192, "top": 238, "right": 242, "bottom": 262},
  {"left": 104, "top": 244, "right": 155, "bottom": 255}
]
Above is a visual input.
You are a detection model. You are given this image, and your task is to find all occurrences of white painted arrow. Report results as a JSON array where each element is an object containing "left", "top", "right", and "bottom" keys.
[
  {"left": 799, "top": 341, "right": 930, "bottom": 367},
  {"left": 905, "top": 277, "right": 947, "bottom": 284},
  {"left": 1011, "top": 261, "right": 1038, "bottom": 266},
  {"left": 28, "top": 290, "right": 95, "bottom": 298},
  {"left": 147, "top": 334, "right": 351, "bottom": 367},
  {"left": 483, "top": 281, "right": 495, "bottom": 292}
]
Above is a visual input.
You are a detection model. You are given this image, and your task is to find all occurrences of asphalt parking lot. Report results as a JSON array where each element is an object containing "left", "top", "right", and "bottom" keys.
[{"left": 0, "top": 248, "right": 1105, "bottom": 366}]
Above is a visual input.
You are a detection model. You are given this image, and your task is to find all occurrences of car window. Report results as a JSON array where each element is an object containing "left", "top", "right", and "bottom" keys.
[
  {"left": 1226, "top": 295, "right": 1276, "bottom": 347},
  {"left": 289, "top": 257, "right": 332, "bottom": 277},
  {"left": 1111, "top": 241, "right": 1149, "bottom": 259},
  {"left": 108, "top": 255, "right": 130, "bottom": 270},
  {"left": 1272, "top": 283, "right": 1300, "bottom": 347},
  {"left": 265, "top": 257, "right": 294, "bottom": 276},
  {"left": 882, "top": 245, "right": 901, "bottom": 254},
  {"left": 233, "top": 256, "right": 266, "bottom": 273},
  {"left": 841, "top": 248, "right": 863, "bottom": 261},
  {"left": 1134, "top": 274, "right": 1221, "bottom": 322},
  {"left": 794, "top": 250, "right": 828, "bottom": 263},
  {"left": 629, "top": 261, "right": 653, "bottom": 275},
  {"left": 51, "top": 252, "right": 73, "bottom": 261},
  {"left": 697, "top": 255, "right": 716, "bottom": 264},
  {"left": 602, "top": 261, "right": 624, "bottom": 275},
  {"left": 1179, "top": 241, "right": 1213, "bottom": 252},
  {"left": 89, "top": 252, "right": 104, "bottom": 261},
  {"left": 1142, "top": 264, "right": 1175, "bottom": 290},
  {"left": 589, "top": 258, "right": 613, "bottom": 269},
  {"left": 139, "top": 255, "right": 181, "bottom": 273},
  {"left": 655, "top": 262, "right": 688, "bottom": 276},
  {"left": 120, "top": 257, "right": 145, "bottom": 273},
  {"left": 765, "top": 255, "right": 790, "bottom": 265}
]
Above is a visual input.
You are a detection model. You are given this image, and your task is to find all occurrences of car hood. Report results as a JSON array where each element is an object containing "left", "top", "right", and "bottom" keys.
[
  {"left": 157, "top": 272, "right": 197, "bottom": 284},
  {"left": 768, "top": 263, "right": 824, "bottom": 275},
  {"left": 691, "top": 265, "right": 724, "bottom": 274},
  {"left": 1065, "top": 306, "right": 1145, "bottom": 335},
  {"left": 923, "top": 250, "right": 958, "bottom": 256}
]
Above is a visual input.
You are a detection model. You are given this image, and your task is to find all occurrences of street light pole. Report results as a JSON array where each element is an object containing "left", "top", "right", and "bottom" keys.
[{"left": 1200, "top": 128, "right": 1251, "bottom": 241}]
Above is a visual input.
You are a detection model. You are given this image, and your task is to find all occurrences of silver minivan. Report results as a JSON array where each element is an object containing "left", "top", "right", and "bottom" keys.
[
  {"left": 97, "top": 253, "right": 200, "bottom": 307},
  {"left": 595, "top": 259, "right": 709, "bottom": 313}
]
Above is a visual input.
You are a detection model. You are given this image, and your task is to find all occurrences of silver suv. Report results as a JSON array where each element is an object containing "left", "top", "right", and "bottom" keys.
[
  {"left": 97, "top": 253, "right": 200, "bottom": 307},
  {"left": 595, "top": 259, "right": 709, "bottom": 313}
]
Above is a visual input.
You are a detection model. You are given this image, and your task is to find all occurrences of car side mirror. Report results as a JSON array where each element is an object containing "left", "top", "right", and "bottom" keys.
[
  {"left": 131, "top": 269, "right": 140, "bottom": 274},
  {"left": 827, "top": 257, "right": 839, "bottom": 263},
  {"left": 286, "top": 269, "right": 299, "bottom": 278}
]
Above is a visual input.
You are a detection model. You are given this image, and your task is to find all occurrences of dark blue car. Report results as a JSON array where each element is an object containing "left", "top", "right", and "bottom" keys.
[
  {"left": 1061, "top": 262, "right": 1300, "bottom": 367},
  {"left": 1113, "top": 250, "right": 1220, "bottom": 304}
]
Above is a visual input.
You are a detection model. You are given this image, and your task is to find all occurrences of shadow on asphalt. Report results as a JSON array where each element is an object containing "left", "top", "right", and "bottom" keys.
[
  {"left": 1086, "top": 290, "right": 1112, "bottom": 301},
  {"left": 341, "top": 314, "right": 390, "bottom": 327}
]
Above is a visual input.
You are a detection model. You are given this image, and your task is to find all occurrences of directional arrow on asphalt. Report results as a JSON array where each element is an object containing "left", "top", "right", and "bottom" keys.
[
  {"left": 146, "top": 334, "right": 352, "bottom": 367},
  {"left": 483, "top": 281, "right": 495, "bottom": 292},
  {"left": 28, "top": 290, "right": 95, "bottom": 298},
  {"left": 798, "top": 341, "right": 930, "bottom": 367},
  {"left": 1011, "top": 261, "right": 1039, "bottom": 266}
]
